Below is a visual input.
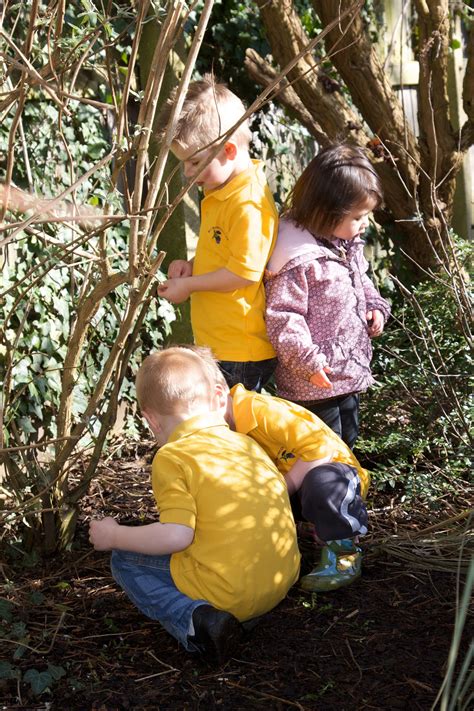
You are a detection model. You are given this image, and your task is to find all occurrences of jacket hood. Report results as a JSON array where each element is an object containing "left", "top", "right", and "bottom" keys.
[{"left": 267, "top": 218, "right": 363, "bottom": 275}]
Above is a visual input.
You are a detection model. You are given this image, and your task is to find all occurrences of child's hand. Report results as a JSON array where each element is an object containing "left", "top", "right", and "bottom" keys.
[
  {"left": 310, "top": 367, "right": 333, "bottom": 389},
  {"left": 89, "top": 517, "right": 119, "bottom": 551},
  {"left": 168, "top": 259, "right": 193, "bottom": 279},
  {"left": 157, "top": 277, "right": 191, "bottom": 304},
  {"left": 366, "top": 309, "right": 384, "bottom": 337}
]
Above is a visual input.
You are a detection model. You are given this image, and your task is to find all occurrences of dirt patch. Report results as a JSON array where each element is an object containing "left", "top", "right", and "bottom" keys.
[{"left": 1, "top": 453, "right": 470, "bottom": 710}]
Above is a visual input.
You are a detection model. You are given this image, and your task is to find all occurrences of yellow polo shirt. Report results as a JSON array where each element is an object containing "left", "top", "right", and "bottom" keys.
[
  {"left": 151, "top": 412, "right": 300, "bottom": 621},
  {"left": 191, "top": 160, "right": 277, "bottom": 362},
  {"left": 230, "top": 385, "right": 370, "bottom": 497}
]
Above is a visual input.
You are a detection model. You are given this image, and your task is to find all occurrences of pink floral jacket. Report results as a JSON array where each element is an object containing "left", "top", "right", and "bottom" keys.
[{"left": 264, "top": 218, "right": 391, "bottom": 402}]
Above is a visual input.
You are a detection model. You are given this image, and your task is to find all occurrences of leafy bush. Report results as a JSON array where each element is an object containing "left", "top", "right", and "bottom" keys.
[
  {"left": 0, "top": 0, "right": 179, "bottom": 549},
  {"left": 358, "top": 247, "right": 473, "bottom": 502}
]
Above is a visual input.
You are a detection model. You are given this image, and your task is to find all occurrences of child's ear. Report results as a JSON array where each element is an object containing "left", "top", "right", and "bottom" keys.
[
  {"left": 224, "top": 142, "right": 238, "bottom": 160},
  {"left": 213, "top": 382, "right": 228, "bottom": 410},
  {"left": 142, "top": 409, "right": 161, "bottom": 436}
]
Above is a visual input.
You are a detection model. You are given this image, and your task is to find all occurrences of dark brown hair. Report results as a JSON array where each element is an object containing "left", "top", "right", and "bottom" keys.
[{"left": 283, "top": 143, "right": 383, "bottom": 238}]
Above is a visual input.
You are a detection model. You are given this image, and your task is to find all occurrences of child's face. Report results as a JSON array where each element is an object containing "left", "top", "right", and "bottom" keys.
[
  {"left": 172, "top": 143, "right": 238, "bottom": 192},
  {"left": 332, "top": 199, "right": 377, "bottom": 241}
]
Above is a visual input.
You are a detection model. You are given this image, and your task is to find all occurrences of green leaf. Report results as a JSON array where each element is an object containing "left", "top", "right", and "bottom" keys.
[
  {"left": 29, "top": 591, "right": 46, "bottom": 605},
  {"left": 47, "top": 663, "right": 66, "bottom": 681},
  {"left": 55, "top": 581, "right": 71, "bottom": 591},
  {"left": 18, "top": 416, "right": 37, "bottom": 434},
  {"left": 23, "top": 668, "right": 53, "bottom": 695},
  {"left": 0, "top": 661, "right": 19, "bottom": 680},
  {"left": 0, "top": 599, "right": 13, "bottom": 621},
  {"left": 88, "top": 142, "right": 105, "bottom": 159},
  {"left": 13, "top": 644, "right": 27, "bottom": 661},
  {"left": 53, "top": 296, "right": 69, "bottom": 321},
  {"left": 11, "top": 621, "right": 27, "bottom": 639}
]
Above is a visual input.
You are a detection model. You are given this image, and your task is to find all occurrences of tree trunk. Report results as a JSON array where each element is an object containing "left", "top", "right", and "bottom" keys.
[
  {"left": 249, "top": 0, "right": 473, "bottom": 275},
  {"left": 139, "top": 16, "right": 198, "bottom": 344}
]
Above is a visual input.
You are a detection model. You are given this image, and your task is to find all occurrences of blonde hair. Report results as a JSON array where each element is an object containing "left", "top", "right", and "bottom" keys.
[
  {"left": 181, "top": 345, "right": 229, "bottom": 391},
  {"left": 157, "top": 73, "right": 252, "bottom": 151},
  {"left": 136, "top": 347, "right": 215, "bottom": 416}
]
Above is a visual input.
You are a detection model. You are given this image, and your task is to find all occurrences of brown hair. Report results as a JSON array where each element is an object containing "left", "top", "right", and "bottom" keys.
[
  {"left": 136, "top": 347, "right": 215, "bottom": 416},
  {"left": 156, "top": 73, "right": 252, "bottom": 152},
  {"left": 283, "top": 143, "right": 383, "bottom": 239}
]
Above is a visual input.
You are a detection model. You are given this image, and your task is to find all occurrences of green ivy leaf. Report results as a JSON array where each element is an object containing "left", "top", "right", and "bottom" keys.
[
  {"left": 11, "top": 621, "right": 27, "bottom": 639},
  {"left": 13, "top": 643, "right": 27, "bottom": 661},
  {"left": 48, "top": 663, "right": 66, "bottom": 681},
  {"left": 29, "top": 591, "right": 46, "bottom": 605},
  {"left": 0, "top": 661, "right": 20, "bottom": 680},
  {"left": 0, "top": 599, "right": 13, "bottom": 621},
  {"left": 23, "top": 668, "right": 53, "bottom": 695},
  {"left": 18, "top": 417, "right": 37, "bottom": 434},
  {"left": 88, "top": 143, "right": 105, "bottom": 159}
]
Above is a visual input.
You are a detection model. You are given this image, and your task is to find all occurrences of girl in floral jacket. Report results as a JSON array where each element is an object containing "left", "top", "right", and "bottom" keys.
[{"left": 265, "top": 143, "right": 391, "bottom": 450}]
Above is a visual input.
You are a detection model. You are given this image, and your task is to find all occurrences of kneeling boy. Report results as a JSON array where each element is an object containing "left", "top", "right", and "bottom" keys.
[
  {"left": 188, "top": 346, "right": 369, "bottom": 592},
  {"left": 89, "top": 348, "right": 300, "bottom": 663}
]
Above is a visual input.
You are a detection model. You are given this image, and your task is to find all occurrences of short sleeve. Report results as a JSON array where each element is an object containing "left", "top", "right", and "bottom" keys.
[
  {"left": 151, "top": 452, "right": 197, "bottom": 529},
  {"left": 225, "top": 202, "right": 277, "bottom": 281}
]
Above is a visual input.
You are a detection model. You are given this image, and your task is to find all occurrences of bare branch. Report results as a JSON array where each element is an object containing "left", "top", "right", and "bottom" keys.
[{"left": 245, "top": 48, "right": 335, "bottom": 147}]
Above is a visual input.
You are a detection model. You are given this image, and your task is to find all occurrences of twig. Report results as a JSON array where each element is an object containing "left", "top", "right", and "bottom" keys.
[
  {"left": 225, "top": 680, "right": 308, "bottom": 709},
  {"left": 0, "top": 611, "right": 65, "bottom": 655},
  {"left": 134, "top": 651, "right": 180, "bottom": 681},
  {"left": 345, "top": 637, "right": 362, "bottom": 683}
]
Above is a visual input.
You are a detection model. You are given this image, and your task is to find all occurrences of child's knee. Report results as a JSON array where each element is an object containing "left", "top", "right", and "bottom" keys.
[{"left": 300, "top": 463, "right": 367, "bottom": 540}]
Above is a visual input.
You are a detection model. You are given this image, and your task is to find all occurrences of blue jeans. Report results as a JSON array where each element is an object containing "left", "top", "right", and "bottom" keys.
[
  {"left": 111, "top": 550, "right": 207, "bottom": 651},
  {"left": 219, "top": 357, "right": 277, "bottom": 391},
  {"left": 294, "top": 393, "right": 360, "bottom": 449}
]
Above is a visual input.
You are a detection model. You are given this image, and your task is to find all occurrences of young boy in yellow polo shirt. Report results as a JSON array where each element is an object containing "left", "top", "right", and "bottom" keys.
[
  {"left": 156, "top": 74, "right": 277, "bottom": 392},
  {"left": 187, "top": 346, "right": 369, "bottom": 592},
  {"left": 226, "top": 384, "right": 369, "bottom": 591},
  {"left": 89, "top": 347, "right": 300, "bottom": 663}
]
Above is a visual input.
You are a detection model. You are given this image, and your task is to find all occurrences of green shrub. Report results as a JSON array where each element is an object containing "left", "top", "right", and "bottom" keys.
[{"left": 359, "top": 255, "right": 472, "bottom": 502}]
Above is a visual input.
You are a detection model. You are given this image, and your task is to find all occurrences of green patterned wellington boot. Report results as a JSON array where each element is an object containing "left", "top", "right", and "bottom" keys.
[{"left": 299, "top": 539, "right": 362, "bottom": 592}]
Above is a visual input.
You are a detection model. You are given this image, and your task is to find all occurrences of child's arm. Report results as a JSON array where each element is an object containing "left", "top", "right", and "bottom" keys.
[
  {"left": 158, "top": 268, "right": 253, "bottom": 304},
  {"left": 89, "top": 517, "right": 194, "bottom": 554},
  {"left": 160, "top": 188, "right": 276, "bottom": 304},
  {"left": 354, "top": 246, "right": 391, "bottom": 337}
]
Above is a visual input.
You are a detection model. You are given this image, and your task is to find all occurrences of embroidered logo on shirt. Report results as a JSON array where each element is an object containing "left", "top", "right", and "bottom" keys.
[
  {"left": 278, "top": 449, "right": 296, "bottom": 462},
  {"left": 209, "top": 226, "right": 223, "bottom": 244}
]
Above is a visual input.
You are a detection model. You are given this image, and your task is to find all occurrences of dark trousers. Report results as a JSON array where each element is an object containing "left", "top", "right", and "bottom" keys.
[
  {"left": 218, "top": 358, "right": 277, "bottom": 392},
  {"left": 290, "top": 462, "right": 367, "bottom": 541},
  {"left": 294, "top": 393, "right": 360, "bottom": 449}
]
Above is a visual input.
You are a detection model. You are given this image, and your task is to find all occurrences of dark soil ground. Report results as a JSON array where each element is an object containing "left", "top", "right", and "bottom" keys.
[{"left": 1, "top": 446, "right": 471, "bottom": 711}]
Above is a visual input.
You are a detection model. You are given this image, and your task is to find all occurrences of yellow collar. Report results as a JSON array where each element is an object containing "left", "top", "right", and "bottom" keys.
[
  {"left": 167, "top": 411, "right": 229, "bottom": 443},
  {"left": 203, "top": 160, "right": 262, "bottom": 202}
]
